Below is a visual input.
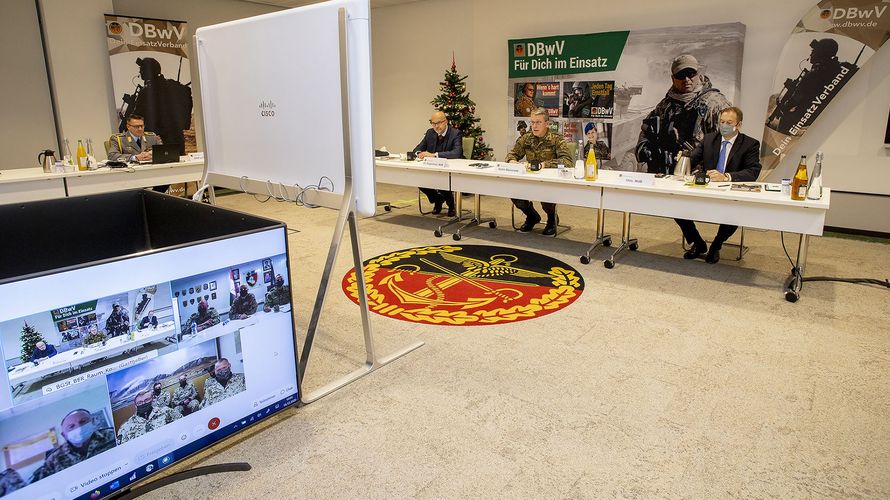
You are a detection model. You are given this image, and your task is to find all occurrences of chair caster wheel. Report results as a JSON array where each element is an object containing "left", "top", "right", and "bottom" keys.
[
  {"left": 580, "top": 255, "right": 590, "bottom": 265},
  {"left": 629, "top": 242, "right": 639, "bottom": 251},
  {"left": 603, "top": 259, "right": 615, "bottom": 269},
  {"left": 384, "top": 205, "right": 391, "bottom": 212},
  {"left": 489, "top": 221, "right": 497, "bottom": 228},
  {"left": 603, "top": 237, "right": 612, "bottom": 247},
  {"left": 452, "top": 233, "right": 462, "bottom": 241},
  {"left": 433, "top": 230, "right": 443, "bottom": 237},
  {"left": 784, "top": 290, "right": 799, "bottom": 303}
]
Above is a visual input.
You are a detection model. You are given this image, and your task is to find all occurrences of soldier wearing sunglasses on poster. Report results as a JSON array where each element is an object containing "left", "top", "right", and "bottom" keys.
[{"left": 636, "top": 54, "right": 731, "bottom": 174}]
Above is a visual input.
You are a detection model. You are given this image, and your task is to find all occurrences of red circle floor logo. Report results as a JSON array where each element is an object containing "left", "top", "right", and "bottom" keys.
[{"left": 341, "top": 245, "right": 584, "bottom": 326}]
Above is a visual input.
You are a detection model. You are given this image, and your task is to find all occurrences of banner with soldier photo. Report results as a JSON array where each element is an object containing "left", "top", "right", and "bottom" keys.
[
  {"left": 761, "top": 0, "right": 890, "bottom": 178},
  {"left": 104, "top": 15, "right": 195, "bottom": 155},
  {"left": 508, "top": 23, "right": 745, "bottom": 172}
]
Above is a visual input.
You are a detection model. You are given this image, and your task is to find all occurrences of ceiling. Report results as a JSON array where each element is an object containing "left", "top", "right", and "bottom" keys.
[{"left": 242, "top": 0, "right": 422, "bottom": 8}]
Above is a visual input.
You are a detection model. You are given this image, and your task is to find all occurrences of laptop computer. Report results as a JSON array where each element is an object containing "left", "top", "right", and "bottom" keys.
[{"left": 152, "top": 144, "right": 181, "bottom": 164}]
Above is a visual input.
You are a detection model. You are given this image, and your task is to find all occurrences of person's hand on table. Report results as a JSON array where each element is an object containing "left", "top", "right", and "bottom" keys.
[
  {"left": 707, "top": 170, "right": 729, "bottom": 182},
  {"left": 507, "top": 159, "right": 518, "bottom": 164},
  {"left": 417, "top": 151, "right": 435, "bottom": 159},
  {"left": 135, "top": 151, "right": 152, "bottom": 162}
]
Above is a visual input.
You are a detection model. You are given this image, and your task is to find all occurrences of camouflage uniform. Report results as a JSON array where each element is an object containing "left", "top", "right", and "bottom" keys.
[
  {"left": 514, "top": 94, "right": 536, "bottom": 117},
  {"left": 505, "top": 131, "right": 574, "bottom": 218},
  {"left": 152, "top": 389, "right": 172, "bottom": 410},
  {"left": 180, "top": 307, "right": 220, "bottom": 336},
  {"left": 31, "top": 428, "right": 116, "bottom": 480},
  {"left": 636, "top": 78, "right": 730, "bottom": 174},
  {"left": 264, "top": 285, "right": 291, "bottom": 309},
  {"left": 201, "top": 373, "right": 246, "bottom": 408},
  {"left": 0, "top": 468, "right": 25, "bottom": 495},
  {"left": 229, "top": 293, "right": 258, "bottom": 320},
  {"left": 172, "top": 382, "right": 200, "bottom": 415},
  {"left": 584, "top": 140, "right": 612, "bottom": 162},
  {"left": 105, "top": 310, "right": 130, "bottom": 337},
  {"left": 116, "top": 406, "right": 178, "bottom": 445}
]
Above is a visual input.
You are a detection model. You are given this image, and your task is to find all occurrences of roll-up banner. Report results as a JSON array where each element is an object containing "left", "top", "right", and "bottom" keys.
[
  {"left": 508, "top": 23, "right": 745, "bottom": 173},
  {"left": 761, "top": 0, "right": 890, "bottom": 178},
  {"left": 104, "top": 15, "right": 195, "bottom": 155}
]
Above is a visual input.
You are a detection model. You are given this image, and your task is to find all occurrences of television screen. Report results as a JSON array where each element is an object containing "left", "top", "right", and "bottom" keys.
[{"left": 0, "top": 227, "right": 299, "bottom": 499}]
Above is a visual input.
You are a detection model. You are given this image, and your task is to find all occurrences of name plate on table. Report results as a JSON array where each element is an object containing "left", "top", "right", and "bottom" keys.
[
  {"left": 617, "top": 171, "right": 655, "bottom": 186},
  {"left": 423, "top": 157, "right": 449, "bottom": 168},
  {"left": 495, "top": 162, "right": 525, "bottom": 175},
  {"left": 187, "top": 152, "right": 205, "bottom": 161}
]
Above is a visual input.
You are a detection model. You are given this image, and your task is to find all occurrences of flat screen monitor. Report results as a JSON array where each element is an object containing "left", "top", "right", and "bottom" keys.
[{"left": 0, "top": 227, "right": 299, "bottom": 499}]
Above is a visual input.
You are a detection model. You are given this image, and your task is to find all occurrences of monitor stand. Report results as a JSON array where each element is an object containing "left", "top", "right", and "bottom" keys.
[{"left": 109, "top": 462, "right": 251, "bottom": 499}]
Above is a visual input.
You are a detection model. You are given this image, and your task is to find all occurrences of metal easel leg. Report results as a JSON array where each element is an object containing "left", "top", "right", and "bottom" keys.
[
  {"left": 580, "top": 206, "right": 612, "bottom": 264},
  {"left": 784, "top": 233, "right": 809, "bottom": 303},
  {"left": 603, "top": 212, "right": 638, "bottom": 269}
]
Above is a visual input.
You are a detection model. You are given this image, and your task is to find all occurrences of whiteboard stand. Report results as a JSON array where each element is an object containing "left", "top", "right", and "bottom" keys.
[{"left": 297, "top": 8, "right": 422, "bottom": 403}]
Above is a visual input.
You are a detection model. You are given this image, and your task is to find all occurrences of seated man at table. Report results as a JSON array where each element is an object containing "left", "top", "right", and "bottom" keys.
[
  {"left": 229, "top": 285, "right": 258, "bottom": 320},
  {"left": 107, "top": 114, "right": 168, "bottom": 193},
  {"left": 139, "top": 310, "right": 159, "bottom": 330},
  {"left": 505, "top": 107, "right": 573, "bottom": 235},
  {"left": 30, "top": 340, "right": 58, "bottom": 363},
  {"left": 413, "top": 111, "right": 463, "bottom": 217},
  {"left": 676, "top": 106, "right": 762, "bottom": 264}
]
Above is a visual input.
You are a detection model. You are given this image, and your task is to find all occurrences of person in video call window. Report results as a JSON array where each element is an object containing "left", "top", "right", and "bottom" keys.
[
  {"left": 181, "top": 299, "right": 220, "bottom": 337},
  {"left": 31, "top": 409, "right": 116, "bottom": 481},
  {"left": 151, "top": 381, "right": 172, "bottom": 410},
  {"left": 172, "top": 374, "right": 200, "bottom": 416},
  {"left": 675, "top": 106, "right": 762, "bottom": 264},
  {"left": 117, "top": 390, "right": 179, "bottom": 445},
  {"left": 229, "top": 284, "right": 258, "bottom": 320},
  {"left": 0, "top": 468, "right": 26, "bottom": 495},
  {"left": 201, "top": 358, "right": 246, "bottom": 408},
  {"left": 30, "top": 340, "right": 58, "bottom": 363},
  {"left": 263, "top": 274, "right": 291, "bottom": 313},
  {"left": 105, "top": 303, "right": 130, "bottom": 338},
  {"left": 413, "top": 111, "right": 462, "bottom": 217},
  {"left": 505, "top": 107, "right": 574, "bottom": 236},
  {"left": 139, "top": 310, "right": 159, "bottom": 330}
]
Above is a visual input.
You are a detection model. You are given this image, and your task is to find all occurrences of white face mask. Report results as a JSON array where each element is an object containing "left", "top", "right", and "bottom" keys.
[
  {"left": 65, "top": 422, "right": 96, "bottom": 447},
  {"left": 718, "top": 123, "right": 736, "bottom": 137}
]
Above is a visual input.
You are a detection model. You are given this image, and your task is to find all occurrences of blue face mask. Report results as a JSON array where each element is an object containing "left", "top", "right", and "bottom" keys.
[
  {"left": 719, "top": 124, "right": 736, "bottom": 137},
  {"left": 66, "top": 422, "right": 96, "bottom": 446}
]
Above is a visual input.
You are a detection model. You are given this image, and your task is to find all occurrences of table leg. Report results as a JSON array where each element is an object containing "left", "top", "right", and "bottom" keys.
[
  {"left": 784, "top": 233, "right": 809, "bottom": 302},
  {"left": 434, "top": 191, "right": 475, "bottom": 237},
  {"left": 580, "top": 207, "right": 612, "bottom": 264},
  {"left": 603, "top": 212, "right": 638, "bottom": 269}
]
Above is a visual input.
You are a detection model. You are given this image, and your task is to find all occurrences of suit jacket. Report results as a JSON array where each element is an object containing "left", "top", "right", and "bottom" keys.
[
  {"left": 690, "top": 131, "right": 762, "bottom": 182},
  {"left": 30, "top": 344, "right": 57, "bottom": 363},
  {"left": 413, "top": 126, "right": 463, "bottom": 159},
  {"left": 107, "top": 131, "right": 162, "bottom": 161}
]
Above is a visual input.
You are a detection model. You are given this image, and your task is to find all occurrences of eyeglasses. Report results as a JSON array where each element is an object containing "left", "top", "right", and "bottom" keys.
[
  {"left": 128, "top": 123, "right": 145, "bottom": 129},
  {"left": 530, "top": 120, "right": 546, "bottom": 126},
  {"left": 429, "top": 119, "right": 446, "bottom": 126},
  {"left": 672, "top": 68, "right": 698, "bottom": 80}
]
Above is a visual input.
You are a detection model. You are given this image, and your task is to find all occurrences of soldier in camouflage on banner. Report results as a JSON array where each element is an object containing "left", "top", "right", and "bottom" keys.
[
  {"left": 263, "top": 274, "right": 291, "bottom": 312},
  {"left": 181, "top": 299, "right": 220, "bottom": 337},
  {"left": 117, "top": 390, "right": 179, "bottom": 445},
  {"left": 172, "top": 374, "right": 200, "bottom": 416},
  {"left": 125, "top": 57, "right": 192, "bottom": 155},
  {"left": 514, "top": 82, "right": 537, "bottom": 117},
  {"left": 105, "top": 303, "right": 130, "bottom": 338},
  {"left": 201, "top": 358, "right": 246, "bottom": 408},
  {"left": 636, "top": 54, "right": 730, "bottom": 174},
  {"left": 151, "top": 382, "right": 171, "bottom": 410},
  {"left": 505, "top": 107, "right": 573, "bottom": 236},
  {"left": 32, "top": 409, "right": 116, "bottom": 480}
]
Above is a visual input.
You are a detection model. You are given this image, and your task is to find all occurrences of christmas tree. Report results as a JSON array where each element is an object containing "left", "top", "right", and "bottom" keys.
[
  {"left": 430, "top": 57, "right": 493, "bottom": 160},
  {"left": 19, "top": 322, "right": 46, "bottom": 362}
]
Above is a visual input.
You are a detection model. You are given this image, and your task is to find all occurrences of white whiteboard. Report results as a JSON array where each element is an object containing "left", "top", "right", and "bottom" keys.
[{"left": 195, "top": 0, "right": 375, "bottom": 217}]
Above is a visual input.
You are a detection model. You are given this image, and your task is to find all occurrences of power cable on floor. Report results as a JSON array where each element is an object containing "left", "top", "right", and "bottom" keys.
[{"left": 780, "top": 232, "right": 890, "bottom": 290}]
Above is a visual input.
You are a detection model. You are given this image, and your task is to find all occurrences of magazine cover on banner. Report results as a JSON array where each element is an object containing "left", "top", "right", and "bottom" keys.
[
  {"left": 508, "top": 23, "right": 745, "bottom": 173},
  {"left": 105, "top": 15, "right": 195, "bottom": 156}
]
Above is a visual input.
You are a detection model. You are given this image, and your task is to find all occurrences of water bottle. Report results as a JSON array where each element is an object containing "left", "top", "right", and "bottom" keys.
[
  {"left": 573, "top": 139, "right": 584, "bottom": 179},
  {"left": 807, "top": 151, "right": 823, "bottom": 200},
  {"left": 191, "top": 322, "right": 198, "bottom": 336}
]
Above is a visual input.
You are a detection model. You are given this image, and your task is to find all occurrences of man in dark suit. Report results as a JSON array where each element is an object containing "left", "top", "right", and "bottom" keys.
[
  {"left": 413, "top": 111, "right": 463, "bottom": 217},
  {"left": 676, "top": 106, "right": 762, "bottom": 264},
  {"left": 30, "top": 340, "right": 58, "bottom": 363}
]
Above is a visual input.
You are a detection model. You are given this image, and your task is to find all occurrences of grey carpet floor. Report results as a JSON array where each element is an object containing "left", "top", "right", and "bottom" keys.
[{"left": 143, "top": 184, "right": 890, "bottom": 499}]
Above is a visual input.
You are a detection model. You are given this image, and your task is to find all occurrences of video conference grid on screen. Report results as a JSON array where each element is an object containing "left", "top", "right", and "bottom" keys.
[{"left": 0, "top": 237, "right": 298, "bottom": 500}]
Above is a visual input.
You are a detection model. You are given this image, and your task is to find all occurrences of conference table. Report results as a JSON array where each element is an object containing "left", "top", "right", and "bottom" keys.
[
  {"left": 375, "top": 158, "right": 831, "bottom": 302},
  {"left": 0, "top": 160, "right": 205, "bottom": 204}
]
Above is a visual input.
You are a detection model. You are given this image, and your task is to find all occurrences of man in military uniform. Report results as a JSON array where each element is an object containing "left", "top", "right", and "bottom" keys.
[
  {"left": 636, "top": 54, "right": 731, "bottom": 174},
  {"left": 104, "top": 303, "right": 130, "bottom": 338},
  {"left": 172, "top": 374, "right": 200, "bottom": 416},
  {"left": 151, "top": 382, "right": 171, "bottom": 410},
  {"left": 108, "top": 114, "right": 162, "bottom": 163},
  {"left": 117, "top": 390, "right": 179, "bottom": 445},
  {"left": 229, "top": 284, "right": 258, "bottom": 320},
  {"left": 583, "top": 122, "right": 611, "bottom": 161},
  {"left": 201, "top": 358, "right": 246, "bottom": 408},
  {"left": 514, "top": 83, "right": 537, "bottom": 117},
  {"left": 181, "top": 299, "right": 220, "bottom": 337},
  {"left": 505, "top": 107, "right": 573, "bottom": 235},
  {"left": 263, "top": 274, "right": 291, "bottom": 312},
  {"left": 129, "top": 57, "right": 193, "bottom": 154},
  {"left": 31, "top": 409, "right": 116, "bottom": 481},
  {"left": 0, "top": 468, "right": 26, "bottom": 495}
]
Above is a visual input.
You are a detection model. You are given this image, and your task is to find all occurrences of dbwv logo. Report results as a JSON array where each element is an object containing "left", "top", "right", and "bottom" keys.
[
  {"left": 822, "top": 5, "right": 887, "bottom": 19},
  {"left": 515, "top": 40, "right": 565, "bottom": 57}
]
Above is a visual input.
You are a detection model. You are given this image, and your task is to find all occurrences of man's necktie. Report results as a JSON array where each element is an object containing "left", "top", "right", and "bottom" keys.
[
  {"left": 435, "top": 135, "right": 444, "bottom": 151},
  {"left": 136, "top": 137, "right": 142, "bottom": 150},
  {"left": 717, "top": 140, "right": 729, "bottom": 174}
]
